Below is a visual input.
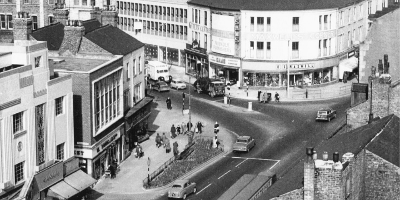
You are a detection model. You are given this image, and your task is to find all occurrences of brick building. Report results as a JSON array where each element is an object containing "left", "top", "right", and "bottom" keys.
[
  {"left": 0, "top": 16, "right": 75, "bottom": 198},
  {"left": 258, "top": 114, "right": 400, "bottom": 200}
]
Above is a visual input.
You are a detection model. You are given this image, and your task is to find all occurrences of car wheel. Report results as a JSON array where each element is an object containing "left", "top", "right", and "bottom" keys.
[
  {"left": 183, "top": 194, "right": 187, "bottom": 199},
  {"left": 193, "top": 187, "right": 197, "bottom": 194}
]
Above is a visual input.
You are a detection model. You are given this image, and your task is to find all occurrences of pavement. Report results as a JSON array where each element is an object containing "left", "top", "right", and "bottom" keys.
[{"left": 87, "top": 64, "right": 355, "bottom": 199}]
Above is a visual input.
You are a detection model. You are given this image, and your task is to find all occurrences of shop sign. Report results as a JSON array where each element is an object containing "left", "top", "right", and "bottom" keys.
[
  {"left": 276, "top": 63, "right": 315, "bottom": 69},
  {"left": 211, "top": 14, "right": 235, "bottom": 56},
  {"left": 348, "top": 50, "right": 355, "bottom": 58},
  {"left": 209, "top": 55, "right": 240, "bottom": 68},
  {"left": 34, "top": 161, "right": 63, "bottom": 191},
  {"left": 189, "top": 22, "right": 210, "bottom": 33},
  {"left": 64, "top": 157, "right": 79, "bottom": 176},
  {"left": 74, "top": 148, "right": 93, "bottom": 159}
]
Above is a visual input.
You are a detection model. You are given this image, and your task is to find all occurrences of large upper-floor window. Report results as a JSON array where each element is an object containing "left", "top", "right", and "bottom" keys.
[
  {"left": 0, "top": 14, "right": 13, "bottom": 30},
  {"left": 256, "top": 41, "right": 264, "bottom": 59},
  {"left": 257, "top": 17, "right": 264, "bottom": 32},
  {"left": 195, "top": 9, "right": 198, "bottom": 23},
  {"left": 94, "top": 70, "right": 122, "bottom": 133},
  {"left": 133, "top": 82, "right": 143, "bottom": 104},
  {"left": 13, "top": 111, "right": 24, "bottom": 133},
  {"left": 15, "top": 162, "right": 24, "bottom": 184},
  {"left": 292, "top": 17, "right": 299, "bottom": 32},
  {"left": 292, "top": 42, "right": 299, "bottom": 58},
  {"left": 250, "top": 17, "right": 254, "bottom": 32},
  {"left": 266, "top": 17, "right": 271, "bottom": 32},
  {"left": 56, "top": 143, "right": 64, "bottom": 160},
  {"left": 55, "top": 96, "right": 64, "bottom": 116},
  {"left": 204, "top": 11, "right": 207, "bottom": 25},
  {"left": 32, "top": 15, "right": 38, "bottom": 30}
]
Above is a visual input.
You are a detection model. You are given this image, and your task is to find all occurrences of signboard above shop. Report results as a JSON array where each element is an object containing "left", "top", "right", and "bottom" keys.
[
  {"left": 209, "top": 54, "right": 240, "bottom": 68},
  {"left": 34, "top": 161, "right": 63, "bottom": 191},
  {"left": 211, "top": 14, "right": 235, "bottom": 56}
]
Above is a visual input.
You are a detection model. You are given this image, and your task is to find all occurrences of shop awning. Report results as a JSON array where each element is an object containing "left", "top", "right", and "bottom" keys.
[
  {"left": 64, "top": 170, "right": 97, "bottom": 191},
  {"left": 339, "top": 56, "right": 358, "bottom": 79},
  {"left": 125, "top": 97, "right": 153, "bottom": 119},
  {"left": 47, "top": 181, "right": 79, "bottom": 199}
]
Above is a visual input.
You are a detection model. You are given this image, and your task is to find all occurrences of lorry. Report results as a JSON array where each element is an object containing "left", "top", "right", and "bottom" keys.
[
  {"left": 193, "top": 77, "right": 225, "bottom": 98},
  {"left": 146, "top": 61, "right": 170, "bottom": 86}
]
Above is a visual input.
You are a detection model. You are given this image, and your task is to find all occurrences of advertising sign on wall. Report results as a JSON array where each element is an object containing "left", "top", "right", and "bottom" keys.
[
  {"left": 211, "top": 14, "right": 235, "bottom": 56},
  {"left": 209, "top": 54, "right": 240, "bottom": 68},
  {"left": 34, "top": 161, "right": 63, "bottom": 191}
]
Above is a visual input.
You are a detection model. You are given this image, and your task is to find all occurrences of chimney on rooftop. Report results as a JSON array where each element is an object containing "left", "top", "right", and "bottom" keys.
[
  {"left": 59, "top": 20, "right": 85, "bottom": 56},
  {"left": 100, "top": 5, "right": 118, "bottom": 27},
  {"left": 13, "top": 12, "right": 32, "bottom": 41},
  {"left": 314, "top": 151, "right": 344, "bottom": 200},
  {"left": 304, "top": 147, "right": 315, "bottom": 200}
]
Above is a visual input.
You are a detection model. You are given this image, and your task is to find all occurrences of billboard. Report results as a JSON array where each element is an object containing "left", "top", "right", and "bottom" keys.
[{"left": 211, "top": 14, "right": 235, "bottom": 56}]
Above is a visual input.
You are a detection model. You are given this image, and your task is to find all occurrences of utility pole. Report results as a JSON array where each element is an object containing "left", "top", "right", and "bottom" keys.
[
  {"left": 189, "top": 76, "right": 191, "bottom": 132},
  {"left": 287, "top": 40, "right": 290, "bottom": 98}
]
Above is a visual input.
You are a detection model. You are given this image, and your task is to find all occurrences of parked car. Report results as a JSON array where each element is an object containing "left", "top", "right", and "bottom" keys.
[
  {"left": 233, "top": 136, "right": 256, "bottom": 152},
  {"left": 168, "top": 179, "right": 197, "bottom": 199},
  {"left": 316, "top": 108, "right": 337, "bottom": 121},
  {"left": 170, "top": 79, "right": 187, "bottom": 90},
  {"left": 154, "top": 81, "right": 170, "bottom": 92}
]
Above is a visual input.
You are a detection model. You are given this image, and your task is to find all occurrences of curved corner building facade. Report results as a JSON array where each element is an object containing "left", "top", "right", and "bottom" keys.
[{"left": 188, "top": 0, "right": 388, "bottom": 88}]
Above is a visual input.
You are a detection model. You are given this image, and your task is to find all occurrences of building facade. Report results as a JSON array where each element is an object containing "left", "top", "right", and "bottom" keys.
[{"left": 0, "top": 17, "right": 74, "bottom": 196}]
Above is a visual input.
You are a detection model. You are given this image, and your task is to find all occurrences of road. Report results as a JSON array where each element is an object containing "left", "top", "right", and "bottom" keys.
[{"left": 154, "top": 85, "right": 350, "bottom": 200}]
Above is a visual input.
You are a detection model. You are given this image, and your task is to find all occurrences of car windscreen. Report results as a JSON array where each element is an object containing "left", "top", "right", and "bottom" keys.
[
  {"left": 172, "top": 184, "right": 182, "bottom": 188},
  {"left": 318, "top": 111, "right": 327, "bottom": 115},
  {"left": 237, "top": 139, "right": 247, "bottom": 143}
]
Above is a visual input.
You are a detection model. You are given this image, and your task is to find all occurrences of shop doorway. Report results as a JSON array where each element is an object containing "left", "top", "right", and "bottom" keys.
[
  {"left": 226, "top": 69, "right": 239, "bottom": 85},
  {"left": 289, "top": 74, "right": 304, "bottom": 87}
]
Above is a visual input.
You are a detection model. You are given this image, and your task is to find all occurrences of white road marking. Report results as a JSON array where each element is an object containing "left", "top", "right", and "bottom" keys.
[
  {"left": 269, "top": 160, "right": 280, "bottom": 170},
  {"left": 229, "top": 156, "right": 280, "bottom": 162},
  {"left": 235, "top": 159, "right": 248, "bottom": 168},
  {"left": 197, "top": 183, "right": 212, "bottom": 195},
  {"left": 218, "top": 170, "right": 231, "bottom": 179},
  {"left": 225, "top": 129, "right": 240, "bottom": 137}
]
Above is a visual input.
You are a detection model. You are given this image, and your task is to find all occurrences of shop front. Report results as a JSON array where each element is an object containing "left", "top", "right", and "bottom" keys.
[
  {"left": 338, "top": 49, "right": 359, "bottom": 81},
  {"left": 209, "top": 54, "right": 240, "bottom": 85},
  {"left": 18, "top": 157, "right": 96, "bottom": 200},
  {"left": 185, "top": 41, "right": 209, "bottom": 78},
  {"left": 124, "top": 97, "right": 153, "bottom": 158},
  {"left": 242, "top": 57, "right": 338, "bottom": 88},
  {"left": 159, "top": 46, "right": 180, "bottom": 66}
]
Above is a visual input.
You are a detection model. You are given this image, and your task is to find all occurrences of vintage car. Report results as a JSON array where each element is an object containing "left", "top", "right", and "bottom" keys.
[
  {"left": 233, "top": 136, "right": 256, "bottom": 152},
  {"left": 316, "top": 108, "right": 337, "bottom": 121},
  {"left": 168, "top": 179, "right": 197, "bottom": 199},
  {"left": 154, "top": 81, "right": 170, "bottom": 92},
  {"left": 170, "top": 79, "right": 187, "bottom": 90}
]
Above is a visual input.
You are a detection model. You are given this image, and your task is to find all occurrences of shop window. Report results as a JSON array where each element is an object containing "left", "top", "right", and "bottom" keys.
[
  {"left": 13, "top": 111, "right": 24, "bottom": 133},
  {"left": 204, "top": 11, "right": 207, "bottom": 25},
  {"left": 292, "top": 42, "right": 299, "bottom": 58},
  {"left": 15, "top": 162, "right": 24, "bottom": 183},
  {"left": 292, "top": 17, "right": 299, "bottom": 32},
  {"left": 256, "top": 42, "right": 264, "bottom": 59},
  {"left": 250, "top": 17, "right": 254, "bottom": 32},
  {"left": 266, "top": 42, "right": 271, "bottom": 59},
  {"left": 266, "top": 17, "right": 271, "bottom": 31},
  {"left": 257, "top": 17, "right": 264, "bottom": 32},
  {"left": 57, "top": 143, "right": 64, "bottom": 160},
  {"left": 55, "top": 96, "right": 64, "bottom": 116}
]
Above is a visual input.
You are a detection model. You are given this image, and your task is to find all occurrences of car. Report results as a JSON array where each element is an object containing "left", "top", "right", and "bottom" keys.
[
  {"left": 168, "top": 179, "right": 197, "bottom": 199},
  {"left": 233, "top": 136, "right": 256, "bottom": 152},
  {"left": 316, "top": 108, "right": 337, "bottom": 121},
  {"left": 170, "top": 79, "right": 187, "bottom": 90},
  {"left": 154, "top": 81, "right": 170, "bottom": 92}
]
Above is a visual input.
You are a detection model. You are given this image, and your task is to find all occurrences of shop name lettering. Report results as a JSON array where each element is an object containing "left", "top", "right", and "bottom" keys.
[
  {"left": 212, "top": 29, "right": 234, "bottom": 39},
  {"left": 277, "top": 64, "right": 315, "bottom": 69},
  {"left": 213, "top": 41, "right": 232, "bottom": 54},
  {"left": 189, "top": 22, "right": 210, "bottom": 33},
  {"left": 75, "top": 150, "right": 84, "bottom": 156},
  {"left": 43, "top": 171, "right": 60, "bottom": 183}
]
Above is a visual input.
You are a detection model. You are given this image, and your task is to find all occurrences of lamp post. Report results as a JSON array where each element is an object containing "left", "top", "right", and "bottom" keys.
[
  {"left": 287, "top": 40, "right": 291, "bottom": 98},
  {"left": 147, "top": 157, "right": 151, "bottom": 185}
]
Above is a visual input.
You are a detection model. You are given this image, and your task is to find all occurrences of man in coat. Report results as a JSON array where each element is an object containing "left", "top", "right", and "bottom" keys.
[
  {"left": 155, "top": 133, "right": 162, "bottom": 148},
  {"left": 170, "top": 124, "right": 176, "bottom": 138},
  {"left": 161, "top": 133, "right": 167, "bottom": 148},
  {"left": 165, "top": 138, "right": 171, "bottom": 153},
  {"left": 197, "top": 121, "right": 203, "bottom": 134},
  {"left": 166, "top": 97, "right": 172, "bottom": 110},
  {"left": 187, "top": 121, "right": 193, "bottom": 132}
]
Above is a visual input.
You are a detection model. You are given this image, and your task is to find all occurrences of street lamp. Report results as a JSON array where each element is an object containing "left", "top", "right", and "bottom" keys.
[
  {"left": 147, "top": 157, "right": 151, "bottom": 185},
  {"left": 287, "top": 40, "right": 291, "bottom": 98}
]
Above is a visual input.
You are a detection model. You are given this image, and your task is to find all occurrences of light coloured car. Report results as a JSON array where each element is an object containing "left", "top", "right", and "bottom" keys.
[
  {"left": 154, "top": 81, "right": 170, "bottom": 92},
  {"left": 168, "top": 179, "right": 197, "bottom": 199},
  {"left": 316, "top": 108, "right": 337, "bottom": 122},
  {"left": 170, "top": 80, "right": 187, "bottom": 90},
  {"left": 233, "top": 136, "right": 256, "bottom": 152}
]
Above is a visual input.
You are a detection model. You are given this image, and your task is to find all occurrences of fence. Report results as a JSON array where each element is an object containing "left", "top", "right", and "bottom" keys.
[{"left": 290, "top": 84, "right": 351, "bottom": 100}]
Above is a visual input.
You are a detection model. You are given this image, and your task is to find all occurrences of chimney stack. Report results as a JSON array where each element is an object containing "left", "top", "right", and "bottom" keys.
[
  {"left": 100, "top": 6, "right": 118, "bottom": 27},
  {"left": 304, "top": 147, "right": 315, "bottom": 200},
  {"left": 322, "top": 151, "right": 328, "bottom": 161},
  {"left": 13, "top": 12, "right": 32, "bottom": 41},
  {"left": 53, "top": 9, "right": 69, "bottom": 25},
  {"left": 342, "top": 152, "right": 354, "bottom": 163},
  {"left": 333, "top": 152, "right": 339, "bottom": 163},
  {"left": 314, "top": 151, "right": 344, "bottom": 199},
  {"left": 90, "top": 7, "right": 102, "bottom": 23},
  {"left": 59, "top": 20, "right": 85, "bottom": 56}
]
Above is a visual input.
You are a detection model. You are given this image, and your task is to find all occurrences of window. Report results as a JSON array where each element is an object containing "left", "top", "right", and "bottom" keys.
[
  {"left": 13, "top": 112, "right": 24, "bottom": 133},
  {"left": 353, "top": 7, "right": 356, "bottom": 21},
  {"left": 155, "top": 6, "right": 157, "bottom": 14},
  {"left": 340, "top": 11, "right": 343, "bottom": 26},
  {"left": 292, "top": 42, "right": 299, "bottom": 58},
  {"left": 147, "top": 21, "right": 150, "bottom": 31},
  {"left": 184, "top": 26, "right": 187, "bottom": 36},
  {"left": 147, "top": 5, "right": 150, "bottom": 13},
  {"left": 94, "top": 70, "right": 122, "bottom": 132},
  {"left": 167, "top": 24, "right": 170, "bottom": 33},
  {"left": 163, "top": 7, "right": 166, "bottom": 16},
  {"left": 82, "top": 0, "right": 87, "bottom": 6},
  {"left": 324, "top": 15, "right": 328, "bottom": 30},
  {"left": 266, "top": 42, "right": 271, "bottom": 59},
  {"left": 292, "top": 17, "right": 299, "bottom": 32},
  {"left": 256, "top": 42, "right": 264, "bottom": 59},
  {"left": 1, "top": 14, "right": 13, "bottom": 29},
  {"left": 32, "top": 16, "right": 38, "bottom": 30},
  {"left": 133, "top": 83, "right": 142, "bottom": 104},
  {"left": 55, "top": 96, "right": 64, "bottom": 115},
  {"left": 57, "top": 143, "right": 64, "bottom": 160},
  {"left": 184, "top": 9, "right": 187, "bottom": 19},
  {"left": 250, "top": 41, "right": 254, "bottom": 58},
  {"left": 74, "top": 0, "right": 78, "bottom": 5},
  {"left": 198, "top": 10, "right": 200, "bottom": 24},
  {"left": 329, "top": 14, "right": 331, "bottom": 29},
  {"left": 159, "top": 6, "right": 162, "bottom": 15},
  {"left": 347, "top": 31, "right": 351, "bottom": 47},
  {"left": 348, "top": 9, "right": 351, "bottom": 23},
  {"left": 266, "top": 17, "right": 271, "bottom": 31},
  {"left": 15, "top": 162, "right": 24, "bottom": 183},
  {"left": 133, "top": 59, "right": 137, "bottom": 75},
  {"left": 48, "top": 16, "right": 54, "bottom": 24},
  {"left": 368, "top": 1, "right": 371, "bottom": 14},
  {"left": 195, "top": 9, "right": 198, "bottom": 23},
  {"left": 176, "top": 8, "right": 179, "bottom": 17},
  {"left": 323, "top": 39, "right": 327, "bottom": 56},
  {"left": 319, "top": 15, "right": 322, "bottom": 30},
  {"left": 135, "top": 3, "right": 138, "bottom": 12},
  {"left": 176, "top": 25, "right": 179, "bottom": 34},
  {"left": 139, "top": 56, "right": 142, "bottom": 72},
  {"left": 250, "top": 17, "right": 254, "bottom": 31},
  {"left": 167, "top": 7, "right": 170, "bottom": 16},
  {"left": 0, "top": 15, "right": 5, "bottom": 29},
  {"left": 257, "top": 17, "right": 264, "bottom": 32},
  {"left": 204, "top": 34, "right": 207, "bottom": 49},
  {"left": 171, "top": 7, "right": 173, "bottom": 16},
  {"left": 180, "top": 25, "right": 183, "bottom": 35},
  {"left": 359, "top": 5, "right": 363, "bottom": 19},
  {"left": 328, "top": 38, "right": 331, "bottom": 55},
  {"left": 204, "top": 11, "right": 207, "bottom": 25},
  {"left": 358, "top": 26, "right": 362, "bottom": 41}
]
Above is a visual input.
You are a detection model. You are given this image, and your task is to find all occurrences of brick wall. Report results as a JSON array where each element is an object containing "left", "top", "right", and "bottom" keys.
[
  {"left": 315, "top": 166, "right": 343, "bottom": 200},
  {"left": 13, "top": 17, "right": 32, "bottom": 41},
  {"left": 364, "top": 150, "right": 400, "bottom": 200},
  {"left": 79, "top": 37, "right": 110, "bottom": 54},
  {"left": 389, "top": 82, "right": 400, "bottom": 117},
  {"left": 304, "top": 157, "right": 315, "bottom": 200},
  {"left": 270, "top": 188, "right": 304, "bottom": 200},
  {"left": 100, "top": 11, "right": 118, "bottom": 27},
  {"left": 59, "top": 26, "right": 85, "bottom": 56},
  {"left": 348, "top": 150, "right": 366, "bottom": 200}
]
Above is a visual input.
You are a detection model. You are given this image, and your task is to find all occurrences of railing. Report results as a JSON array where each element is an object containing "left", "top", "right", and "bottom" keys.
[{"left": 290, "top": 84, "right": 351, "bottom": 99}]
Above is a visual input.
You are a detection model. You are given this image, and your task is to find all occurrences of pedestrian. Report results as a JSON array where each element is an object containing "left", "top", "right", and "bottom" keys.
[
  {"left": 166, "top": 97, "right": 172, "bottom": 110},
  {"left": 214, "top": 121, "right": 219, "bottom": 134},
  {"left": 111, "top": 159, "right": 118, "bottom": 179},
  {"left": 161, "top": 133, "right": 167, "bottom": 148},
  {"left": 262, "top": 92, "right": 266, "bottom": 104},
  {"left": 181, "top": 122, "right": 186, "bottom": 134},
  {"left": 213, "top": 136, "right": 218, "bottom": 148},
  {"left": 136, "top": 144, "right": 142, "bottom": 159},
  {"left": 228, "top": 94, "right": 231, "bottom": 105},
  {"left": 149, "top": 83, "right": 152, "bottom": 94},
  {"left": 216, "top": 136, "right": 220, "bottom": 149},
  {"left": 187, "top": 121, "right": 193, "bottom": 132},
  {"left": 155, "top": 133, "right": 162, "bottom": 148},
  {"left": 275, "top": 92, "right": 280, "bottom": 103},
  {"left": 176, "top": 124, "right": 181, "bottom": 135},
  {"left": 246, "top": 85, "right": 249, "bottom": 97},
  {"left": 165, "top": 138, "right": 171, "bottom": 153},
  {"left": 170, "top": 124, "right": 176, "bottom": 138},
  {"left": 257, "top": 90, "right": 261, "bottom": 102},
  {"left": 197, "top": 121, "right": 203, "bottom": 134},
  {"left": 108, "top": 164, "right": 115, "bottom": 179},
  {"left": 173, "top": 141, "right": 179, "bottom": 157}
]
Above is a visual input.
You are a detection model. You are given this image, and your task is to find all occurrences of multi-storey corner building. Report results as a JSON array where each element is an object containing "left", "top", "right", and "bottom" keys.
[
  {"left": 187, "top": 0, "right": 393, "bottom": 88},
  {"left": 0, "top": 16, "right": 74, "bottom": 195},
  {"left": 115, "top": 0, "right": 189, "bottom": 67}
]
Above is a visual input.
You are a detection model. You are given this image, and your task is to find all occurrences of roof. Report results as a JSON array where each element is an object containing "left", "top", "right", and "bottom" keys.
[
  {"left": 81, "top": 19, "right": 102, "bottom": 34},
  {"left": 84, "top": 25, "right": 144, "bottom": 55},
  {"left": 51, "top": 56, "right": 111, "bottom": 72},
  {"left": 261, "top": 115, "right": 399, "bottom": 199},
  {"left": 188, "top": 0, "right": 361, "bottom": 11},
  {"left": 30, "top": 23, "right": 65, "bottom": 50}
]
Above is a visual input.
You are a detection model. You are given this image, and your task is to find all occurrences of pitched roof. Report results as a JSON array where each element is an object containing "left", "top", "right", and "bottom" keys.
[
  {"left": 261, "top": 115, "right": 399, "bottom": 199},
  {"left": 84, "top": 25, "right": 144, "bottom": 55},
  {"left": 188, "top": 0, "right": 361, "bottom": 11},
  {"left": 81, "top": 19, "right": 102, "bottom": 34},
  {"left": 30, "top": 23, "right": 65, "bottom": 50}
]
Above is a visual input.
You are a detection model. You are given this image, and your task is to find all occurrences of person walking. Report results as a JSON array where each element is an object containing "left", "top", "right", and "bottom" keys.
[
  {"left": 136, "top": 144, "right": 142, "bottom": 159},
  {"left": 181, "top": 122, "right": 186, "bottom": 134},
  {"left": 275, "top": 92, "right": 280, "bottom": 103},
  {"left": 165, "top": 138, "right": 171, "bottom": 153},
  {"left": 187, "top": 121, "right": 193, "bottom": 132},
  {"left": 173, "top": 141, "right": 179, "bottom": 157},
  {"left": 155, "top": 133, "right": 162, "bottom": 148},
  {"left": 262, "top": 92, "right": 267, "bottom": 104},
  {"left": 170, "top": 124, "right": 176, "bottom": 138},
  {"left": 197, "top": 121, "right": 203, "bottom": 134},
  {"left": 176, "top": 124, "right": 181, "bottom": 135},
  {"left": 257, "top": 90, "right": 261, "bottom": 102},
  {"left": 161, "top": 133, "right": 167, "bottom": 148},
  {"left": 108, "top": 164, "right": 115, "bottom": 179},
  {"left": 214, "top": 121, "right": 219, "bottom": 134},
  {"left": 111, "top": 159, "right": 118, "bottom": 179},
  {"left": 166, "top": 97, "right": 172, "bottom": 110}
]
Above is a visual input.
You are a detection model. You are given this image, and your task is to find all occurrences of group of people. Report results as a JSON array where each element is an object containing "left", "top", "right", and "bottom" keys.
[
  {"left": 257, "top": 91, "right": 280, "bottom": 103},
  {"left": 107, "top": 159, "right": 118, "bottom": 179},
  {"left": 168, "top": 121, "right": 204, "bottom": 138},
  {"left": 155, "top": 133, "right": 180, "bottom": 156}
]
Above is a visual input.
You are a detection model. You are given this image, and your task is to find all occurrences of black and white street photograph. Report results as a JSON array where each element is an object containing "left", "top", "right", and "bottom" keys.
[{"left": 0, "top": 0, "right": 400, "bottom": 199}]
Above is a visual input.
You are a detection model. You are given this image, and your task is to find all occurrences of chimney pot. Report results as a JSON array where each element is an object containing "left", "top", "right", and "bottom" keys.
[
  {"left": 333, "top": 152, "right": 339, "bottom": 163},
  {"left": 322, "top": 151, "right": 328, "bottom": 161},
  {"left": 306, "top": 147, "right": 314, "bottom": 156},
  {"left": 312, "top": 151, "right": 317, "bottom": 160}
]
